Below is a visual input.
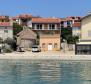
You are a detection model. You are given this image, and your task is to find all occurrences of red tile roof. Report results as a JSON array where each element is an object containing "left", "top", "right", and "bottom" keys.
[
  {"left": 17, "top": 28, "right": 36, "bottom": 39},
  {"left": 66, "top": 16, "right": 81, "bottom": 20},
  {"left": 0, "top": 16, "right": 8, "bottom": 19},
  {"left": 12, "top": 14, "right": 32, "bottom": 20},
  {"left": 19, "top": 14, "right": 32, "bottom": 19},
  {"left": 32, "top": 17, "right": 61, "bottom": 23},
  {"left": 12, "top": 16, "right": 19, "bottom": 20},
  {"left": 72, "top": 22, "right": 81, "bottom": 27},
  {"left": 0, "top": 22, "right": 12, "bottom": 26}
]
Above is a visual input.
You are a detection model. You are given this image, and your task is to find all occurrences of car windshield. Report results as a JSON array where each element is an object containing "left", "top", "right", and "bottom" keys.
[{"left": 32, "top": 47, "right": 38, "bottom": 48}]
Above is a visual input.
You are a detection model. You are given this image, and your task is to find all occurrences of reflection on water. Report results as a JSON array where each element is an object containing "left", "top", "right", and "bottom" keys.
[{"left": 0, "top": 60, "right": 91, "bottom": 84}]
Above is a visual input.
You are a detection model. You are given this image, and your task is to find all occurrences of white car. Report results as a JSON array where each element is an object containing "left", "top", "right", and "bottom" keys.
[{"left": 32, "top": 45, "right": 41, "bottom": 52}]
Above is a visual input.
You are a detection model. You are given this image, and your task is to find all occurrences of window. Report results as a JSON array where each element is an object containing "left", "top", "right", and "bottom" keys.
[
  {"left": 54, "top": 43, "right": 58, "bottom": 48},
  {"left": 32, "top": 24, "right": 35, "bottom": 29},
  {"left": 36, "top": 24, "right": 42, "bottom": 30},
  {"left": 4, "top": 30, "right": 8, "bottom": 33},
  {"left": 72, "top": 17, "right": 75, "bottom": 19},
  {"left": 4, "top": 27, "right": 8, "bottom": 33},
  {"left": 88, "top": 30, "right": 91, "bottom": 37},
  {"left": 64, "top": 21, "right": 67, "bottom": 27},
  {"left": 49, "top": 43, "right": 52, "bottom": 45},
  {"left": 67, "top": 21, "right": 72, "bottom": 27},
  {"left": 61, "top": 21, "right": 64, "bottom": 28},
  {"left": 49, "top": 24, "right": 55, "bottom": 30},
  {"left": 42, "top": 43, "right": 46, "bottom": 48}
]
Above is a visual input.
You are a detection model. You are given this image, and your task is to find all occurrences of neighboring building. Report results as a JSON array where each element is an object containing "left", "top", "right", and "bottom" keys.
[
  {"left": 40, "top": 34, "right": 60, "bottom": 51},
  {"left": 12, "top": 14, "right": 32, "bottom": 27},
  {"left": 75, "top": 14, "right": 91, "bottom": 55},
  {"left": 0, "top": 22, "right": 13, "bottom": 40},
  {"left": 17, "top": 28, "right": 36, "bottom": 49},
  {"left": 72, "top": 22, "right": 81, "bottom": 36},
  {"left": 81, "top": 14, "right": 91, "bottom": 40},
  {"left": 61, "top": 16, "right": 81, "bottom": 37},
  {"left": 0, "top": 15, "right": 10, "bottom": 22}
]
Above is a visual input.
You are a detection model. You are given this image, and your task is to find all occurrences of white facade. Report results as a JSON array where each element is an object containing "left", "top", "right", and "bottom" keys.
[
  {"left": 72, "top": 27, "right": 81, "bottom": 36},
  {"left": 0, "top": 26, "right": 13, "bottom": 40},
  {"left": 27, "top": 20, "right": 32, "bottom": 27},
  {"left": 81, "top": 15, "right": 91, "bottom": 40}
]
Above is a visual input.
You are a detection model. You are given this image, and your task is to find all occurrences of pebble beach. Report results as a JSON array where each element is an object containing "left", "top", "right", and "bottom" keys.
[{"left": 0, "top": 51, "right": 91, "bottom": 61}]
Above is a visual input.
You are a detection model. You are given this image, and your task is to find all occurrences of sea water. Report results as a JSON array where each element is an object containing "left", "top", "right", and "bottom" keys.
[{"left": 0, "top": 60, "right": 91, "bottom": 84}]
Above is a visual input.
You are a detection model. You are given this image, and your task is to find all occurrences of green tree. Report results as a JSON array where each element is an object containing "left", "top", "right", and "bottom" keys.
[
  {"left": 13, "top": 23, "right": 23, "bottom": 35},
  {"left": 0, "top": 37, "right": 3, "bottom": 43},
  {"left": 66, "top": 35, "right": 79, "bottom": 44},
  {"left": 61, "top": 27, "right": 72, "bottom": 41},
  {"left": 4, "top": 38, "right": 17, "bottom": 51}
]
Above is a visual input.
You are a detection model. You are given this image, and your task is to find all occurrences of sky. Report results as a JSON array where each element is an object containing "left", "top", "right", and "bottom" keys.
[{"left": 0, "top": 0, "right": 91, "bottom": 17}]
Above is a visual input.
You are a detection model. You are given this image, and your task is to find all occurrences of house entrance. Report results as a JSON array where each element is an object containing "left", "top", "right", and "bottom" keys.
[{"left": 48, "top": 43, "right": 52, "bottom": 51}]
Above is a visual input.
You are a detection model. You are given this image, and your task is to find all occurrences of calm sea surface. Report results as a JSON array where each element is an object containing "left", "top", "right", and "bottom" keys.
[{"left": 0, "top": 60, "right": 91, "bottom": 84}]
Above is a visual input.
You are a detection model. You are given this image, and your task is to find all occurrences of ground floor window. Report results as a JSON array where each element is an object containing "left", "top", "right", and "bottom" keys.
[
  {"left": 75, "top": 45, "right": 91, "bottom": 55},
  {"left": 48, "top": 43, "right": 53, "bottom": 51},
  {"left": 49, "top": 43, "right": 52, "bottom": 45},
  {"left": 54, "top": 43, "right": 58, "bottom": 48},
  {"left": 42, "top": 43, "right": 46, "bottom": 48}
]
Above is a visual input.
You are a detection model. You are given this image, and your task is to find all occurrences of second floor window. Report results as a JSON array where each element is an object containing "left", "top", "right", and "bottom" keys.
[
  {"left": 49, "top": 24, "right": 55, "bottom": 30},
  {"left": 4, "top": 27, "right": 8, "bottom": 33},
  {"left": 67, "top": 21, "right": 72, "bottom": 27},
  {"left": 4, "top": 30, "right": 8, "bottom": 33},
  {"left": 36, "top": 24, "right": 42, "bottom": 30},
  {"left": 42, "top": 43, "right": 46, "bottom": 48},
  {"left": 54, "top": 43, "right": 58, "bottom": 48}
]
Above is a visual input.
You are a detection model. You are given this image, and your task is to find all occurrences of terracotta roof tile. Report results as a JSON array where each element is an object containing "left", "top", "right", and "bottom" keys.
[
  {"left": 0, "top": 22, "right": 12, "bottom": 26},
  {"left": 66, "top": 16, "right": 81, "bottom": 20},
  {"left": 32, "top": 17, "right": 61, "bottom": 23},
  {"left": 12, "top": 16, "right": 19, "bottom": 20},
  {"left": 19, "top": 14, "right": 32, "bottom": 19},
  {"left": 12, "top": 14, "right": 32, "bottom": 20},
  {"left": 17, "top": 28, "right": 36, "bottom": 39},
  {"left": 0, "top": 16, "right": 8, "bottom": 19},
  {"left": 72, "top": 22, "right": 81, "bottom": 27}
]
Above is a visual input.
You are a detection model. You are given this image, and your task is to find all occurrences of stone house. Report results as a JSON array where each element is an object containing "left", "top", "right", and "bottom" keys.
[
  {"left": 75, "top": 14, "right": 91, "bottom": 55},
  {"left": 0, "top": 22, "right": 13, "bottom": 40},
  {"left": 17, "top": 28, "right": 36, "bottom": 50},
  {"left": 40, "top": 34, "right": 60, "bottom": 51}
]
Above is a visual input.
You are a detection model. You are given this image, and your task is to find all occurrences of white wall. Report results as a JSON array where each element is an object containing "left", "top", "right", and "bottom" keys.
[
  {"left": 81, "top": 16, "right": 91, "bottom": 40},
  {"left": 72, "top": 27, "right": 81, "bottom": 36},
  {"left": 0, "top": 26, "right": 13, "bottom": 40}
]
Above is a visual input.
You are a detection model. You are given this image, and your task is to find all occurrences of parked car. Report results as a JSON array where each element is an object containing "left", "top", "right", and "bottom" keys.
[
  {"left": 17, "top": 47, "right": 25, "bottom": 52},
  {"left": 32, "top": 45, "right": 41, "bottom": 52}
]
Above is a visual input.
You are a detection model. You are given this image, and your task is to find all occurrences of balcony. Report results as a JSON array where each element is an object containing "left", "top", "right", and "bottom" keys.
[{"left": 31, "top": 26, "right": 61, "bottom": 30}]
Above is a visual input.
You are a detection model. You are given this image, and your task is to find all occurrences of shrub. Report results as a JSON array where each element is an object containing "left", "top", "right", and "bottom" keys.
[
  {"left": 4, "top": 38, "right": 17, "bottom": 51},
  {"left": 4, "top": 48, "right": 12, "bottom": 53}
]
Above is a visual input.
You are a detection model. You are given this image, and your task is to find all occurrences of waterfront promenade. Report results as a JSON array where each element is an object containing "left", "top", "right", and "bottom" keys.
[{"left": 0, "top": 51, "right": 91, "bottom": 60}]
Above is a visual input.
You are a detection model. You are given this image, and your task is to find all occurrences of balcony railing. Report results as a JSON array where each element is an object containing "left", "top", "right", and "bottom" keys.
[{"left": 31, "top": 27, "right": 60, "bottom": 30}]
